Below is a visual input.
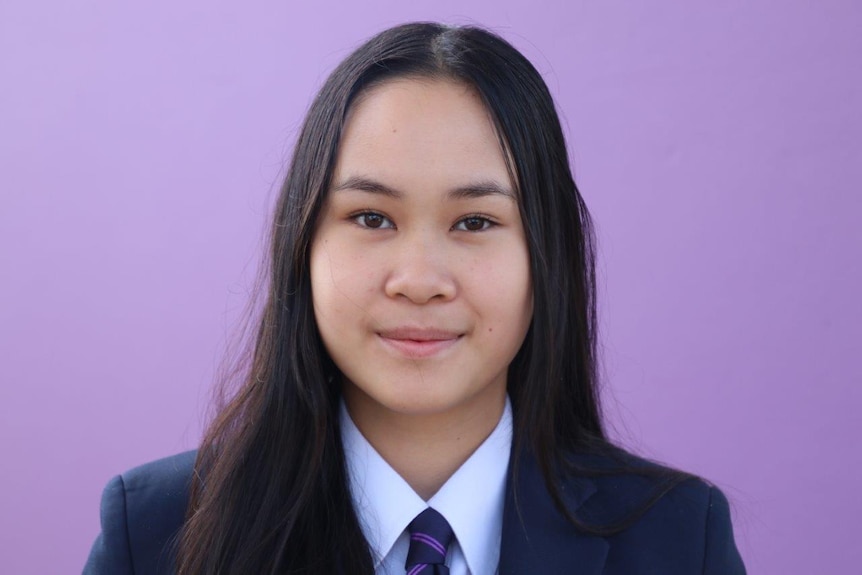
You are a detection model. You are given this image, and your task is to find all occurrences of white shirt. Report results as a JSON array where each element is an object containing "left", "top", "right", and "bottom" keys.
[{"left": 340, "top": 398, "right": 513, "bottom": 575}]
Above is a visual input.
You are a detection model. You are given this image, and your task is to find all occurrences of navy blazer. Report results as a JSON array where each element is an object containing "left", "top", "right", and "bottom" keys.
[{"left": 83, "top": 450, "right": 745, "bottom": 574}]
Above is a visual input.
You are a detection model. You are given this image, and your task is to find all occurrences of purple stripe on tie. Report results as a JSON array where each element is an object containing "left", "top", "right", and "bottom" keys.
[
  {"left": 407, "top": 565, "right": 427, "bottom": 575},
  {"left": 410, "top": 533, "right": 447, "bottom": 555}
]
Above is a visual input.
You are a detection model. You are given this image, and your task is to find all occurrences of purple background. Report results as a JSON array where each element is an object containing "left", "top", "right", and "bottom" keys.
[{"left": 2, "top": 1, "right": 860, "bottom": 573}]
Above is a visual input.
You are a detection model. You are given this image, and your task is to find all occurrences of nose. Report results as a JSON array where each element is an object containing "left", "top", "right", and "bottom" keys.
[{"left": 383, "top": 233, "right": 457, "bottom": 304}]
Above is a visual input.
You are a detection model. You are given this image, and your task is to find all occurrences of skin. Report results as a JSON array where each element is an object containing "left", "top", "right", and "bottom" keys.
[{"left": 310, "top": 78, "right": 533, "bottom": 499}]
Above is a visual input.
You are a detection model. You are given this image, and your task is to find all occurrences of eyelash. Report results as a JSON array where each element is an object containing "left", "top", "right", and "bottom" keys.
[{"left": 349, "top": 211, "right": 497, "bottom": 232}]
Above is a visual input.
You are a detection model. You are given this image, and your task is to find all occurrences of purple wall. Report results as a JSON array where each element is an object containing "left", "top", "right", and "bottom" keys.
[{"left": 2, "top": 1, "right": 859, "bottom": 572}]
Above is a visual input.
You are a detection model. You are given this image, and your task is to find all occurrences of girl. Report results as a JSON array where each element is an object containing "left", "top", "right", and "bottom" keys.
[{"left": 85, "top": 22, "right": 745, "bottom": 574}]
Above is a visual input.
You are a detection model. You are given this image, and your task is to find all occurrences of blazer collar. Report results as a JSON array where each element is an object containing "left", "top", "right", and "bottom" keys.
[{"left": 498, "top": 450, "right": 608, "bottom": 574}]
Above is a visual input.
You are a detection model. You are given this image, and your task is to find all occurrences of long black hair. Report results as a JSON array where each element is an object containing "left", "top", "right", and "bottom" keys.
[{"left": 177, "top": 22, "right": 690, "bottom": 574}]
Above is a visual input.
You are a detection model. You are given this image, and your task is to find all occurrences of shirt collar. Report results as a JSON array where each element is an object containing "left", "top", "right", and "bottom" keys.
[{"left": 340, "top": 398, "right": 513, "bottom": 575}]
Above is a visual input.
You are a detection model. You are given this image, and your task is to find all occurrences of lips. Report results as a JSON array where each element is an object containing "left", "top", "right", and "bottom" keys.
[{"left": 377, "top": 327, "right": 462, "bottom": 359}]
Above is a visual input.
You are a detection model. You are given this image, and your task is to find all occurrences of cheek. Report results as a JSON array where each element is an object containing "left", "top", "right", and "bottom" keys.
[
  {"left": 310, "top": 238, "right": 379, "bottom": 316},
  {"left": 310, "top": 239, "right": 347, "bottom": 324},
  {"left": 469, "top": 250, "right": 533, "bottom": 329}
]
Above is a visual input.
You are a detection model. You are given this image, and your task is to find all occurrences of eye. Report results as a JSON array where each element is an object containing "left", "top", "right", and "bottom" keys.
[
  {"left": 351, "top": 211, "right": 395, "bottom": 230},
  {"left": 453, "top": 215, "right": 495, "bottom": 232}
]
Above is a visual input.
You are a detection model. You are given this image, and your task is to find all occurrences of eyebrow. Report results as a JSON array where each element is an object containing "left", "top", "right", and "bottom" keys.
[{"left": 331, "top": 176, "right": 516, "bottom": 200}]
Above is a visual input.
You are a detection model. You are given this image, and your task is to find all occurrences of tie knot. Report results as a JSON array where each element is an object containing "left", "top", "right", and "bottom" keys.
[{"left": 406, "top": 508, "right": 454, "bottom": 572}]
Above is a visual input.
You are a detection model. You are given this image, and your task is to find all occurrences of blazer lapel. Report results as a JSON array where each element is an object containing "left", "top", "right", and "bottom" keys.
[{"left": 498, "top": 451, "right": 608, "bottom": 574}]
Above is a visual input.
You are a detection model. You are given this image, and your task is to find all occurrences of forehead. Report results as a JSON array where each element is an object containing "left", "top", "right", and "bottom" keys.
[
  {"left": 332, "top": 77, "right": 513, "bottom": 192},
  {"left": 347, "top": 76, "right": 490, "bottom": 130}
]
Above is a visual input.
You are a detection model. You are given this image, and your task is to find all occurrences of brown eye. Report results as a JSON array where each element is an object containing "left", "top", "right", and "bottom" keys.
[
  {"left": 364, "top": 214, "right": 383, "bottom": 228},
  {"left": 455, "top": 216, "right": 493, "bottom": 232},
  {"left": 354, "top": 212, "right": 394, "bottom": 229}
]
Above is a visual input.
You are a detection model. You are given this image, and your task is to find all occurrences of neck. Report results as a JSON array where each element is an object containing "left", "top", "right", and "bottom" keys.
[{"left": 344, "top": 387, "right": 506, "bottom": 500}]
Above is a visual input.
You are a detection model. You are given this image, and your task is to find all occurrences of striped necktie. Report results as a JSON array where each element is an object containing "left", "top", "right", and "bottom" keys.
[{"left": 405, "top": 507, "right": 454, "bottom": 575}]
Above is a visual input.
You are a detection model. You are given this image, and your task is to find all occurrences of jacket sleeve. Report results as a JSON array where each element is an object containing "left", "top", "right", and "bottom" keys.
[
  {"left": 83, "top": 475, "right": 134, "bottom": 575},
  {"left": 703, "top": 486, "right": 747, "bottom": 575}
]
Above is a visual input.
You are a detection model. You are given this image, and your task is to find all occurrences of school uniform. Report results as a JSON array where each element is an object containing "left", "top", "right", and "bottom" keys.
[
  {"left": 83, "top": 404, "right": 745, "bottom": 574},
  {"left": 342, "top": 397, "right": 514, "bottom": 574}
]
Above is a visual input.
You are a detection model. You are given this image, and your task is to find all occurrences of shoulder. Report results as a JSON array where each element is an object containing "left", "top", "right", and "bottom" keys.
[
  {"left": 567, "top": 446, "right": 711, "bottom": 520},
  {"left": 570, "top": 448, "right": 746, "bottom": 573},
  {"left": 120, "top": 449, "right": 198, "bottom": 512},
  {"left": 84, "top": 451, "right": 197, "bottom": 575},
  {"left": 503, "top": 446, "right": 745, "bottom": 573}
]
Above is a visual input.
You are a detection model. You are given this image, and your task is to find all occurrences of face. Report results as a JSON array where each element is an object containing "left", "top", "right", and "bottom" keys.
[{"left": 310, "top": 78, "right": 533, "bottom": 430}]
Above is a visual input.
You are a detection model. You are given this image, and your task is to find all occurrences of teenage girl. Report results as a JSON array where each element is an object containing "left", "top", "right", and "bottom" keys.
[{"left": 84, "top": 22, "right": 746, "bottom": 575}]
